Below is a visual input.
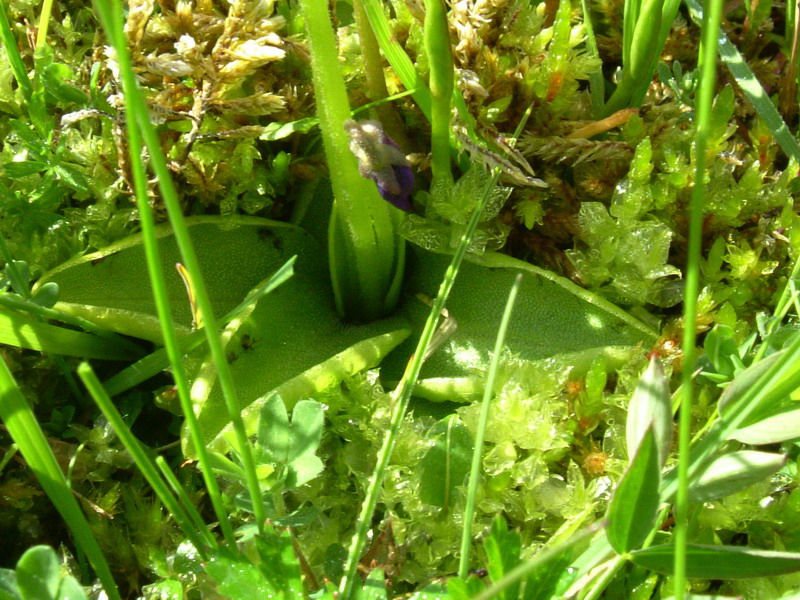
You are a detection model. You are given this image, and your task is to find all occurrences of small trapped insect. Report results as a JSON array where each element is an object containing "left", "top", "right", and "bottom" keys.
[{"left": 343, "top": 119, "right": 414, "bottom": 211}]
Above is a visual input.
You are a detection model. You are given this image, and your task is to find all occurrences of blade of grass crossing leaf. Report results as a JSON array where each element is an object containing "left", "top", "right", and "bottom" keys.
[
  {"left": 458, "top": 273, "right": 522, "bottom": 578},
  {"left": 78, "top": 364, "right": 216, "bottom": 555},
  {"left": 675, "top": 0, "right": 724, "bottom": 596},
  {"left": 103, "top": 258, "right": 295, "bottom": 396},
  {"left": 155, "top": 456, "right": 216, "bottom": 548},
  {"left": 92, "top": 0, "right": 247, "bottom": 545},
  {"left": 0, "top": 358, "right": 122, "bottom": 600}
]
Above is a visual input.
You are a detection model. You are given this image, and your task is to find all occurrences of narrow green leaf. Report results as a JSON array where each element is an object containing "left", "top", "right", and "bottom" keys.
[
  {"left": 631, "top": 544, "right": 800, "bottom": 579},
  {"left": 3, "top": 161, "right": 47, "bottom": 177},
  {"left": 606, "top": 428, "right": 661, "bottom": 554},
  {"left": 728, "top": 407, "right": 800, "bottom": 445},
  {"left": 0, "top": 0, "right": 31, "bottom": 101},
  {"left": 689, "top": 451, "right": 786, "bottom": 502},
  {"left": 0, "top": 364, "right": 121, "bottom": 600},
  {"left": 626, "top": 355, "right": 673, "bottom": 467},
  {"left": 419, "top": 415, "right": 473, "bottom": 509}
]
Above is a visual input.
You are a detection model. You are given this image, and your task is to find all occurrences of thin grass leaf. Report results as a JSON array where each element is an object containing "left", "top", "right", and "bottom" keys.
[
  {"left": 673, "top": 0, "right": 725, "bottom": 594},
  {"left": 78, "top": 363, "right": 216, "bottom": 555},
  {"left": 93, "top": 0, "right": 246, "bottom": 544},
  {"left": 459, "top": 274, "right": 522, "bottom": 578},
  {"left": 0, "top": 359, "right": 121, "bottom": 600},
  {"left": 580, "top": 0, "right": 605, "bottom": 118},
  {"left": 360, "top": 0, "right": 432, "bottom": 119}
]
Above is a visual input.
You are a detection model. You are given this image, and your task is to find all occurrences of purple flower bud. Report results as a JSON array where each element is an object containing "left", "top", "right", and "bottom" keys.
[{"left": 344, "top": 119, "right": 414, "bottom": 211}]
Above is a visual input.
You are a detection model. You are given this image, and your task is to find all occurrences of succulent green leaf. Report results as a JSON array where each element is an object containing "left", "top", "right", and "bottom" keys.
[
  {"left": 626, "top": 355, "right": 672, "bottom": 467},
  {"left": 688, "top": 451, "right": 785, "bottom": 502},
  {"left": 630, "top": 544, "right": 800, "bottom": 579},
  {"left": 382, "top": 247, "right": 657, "bottom": 381},
  {"left": 606, "top": 427, "right": 661, "bottom": 554}
]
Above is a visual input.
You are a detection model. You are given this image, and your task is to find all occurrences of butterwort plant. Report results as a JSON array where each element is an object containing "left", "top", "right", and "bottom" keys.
[{"left": 299, "top": 0, "right": 406, "bottom": 322}]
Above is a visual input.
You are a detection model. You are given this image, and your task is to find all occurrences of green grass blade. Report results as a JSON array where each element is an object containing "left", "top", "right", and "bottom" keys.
[
  {"left": 458, "top": 273, "right": 522, "bottom": 578},
  {"left": 581, "top": 0, "right": 605, "bottom": 117},
  {"left": 674, "top": 0, "right": 725, "bottom": 594},
  {"left": 0, "top": 358, "right": 122, "bottom": 600},
  {"left": 78, "top": 363, "right": 216, "bottom": 556},
  {"left": 92, "top": 0, "right": 247, "bottom": 543}
]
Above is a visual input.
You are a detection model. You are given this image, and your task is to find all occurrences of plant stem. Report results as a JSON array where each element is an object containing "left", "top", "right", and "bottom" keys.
[
  {"left": 424, "top": 0, "right": 454, "bottom": 190},
  {"left": 352, "top": 0, "right": 409, "bottom": 150},
  {"left": 300, "top": 0, "right": 403, "bottom": 321},
  {"left": 673, "top": 0, "right": 724, "bottom": 596}
]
